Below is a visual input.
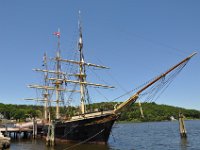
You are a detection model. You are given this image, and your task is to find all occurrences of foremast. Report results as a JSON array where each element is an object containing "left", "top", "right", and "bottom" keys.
[
  {"left": 78, "top": 18, "right": 86, "bottom": 114},
  {"left": 71, "top": 13, "right": 115, "bottom": 115}
]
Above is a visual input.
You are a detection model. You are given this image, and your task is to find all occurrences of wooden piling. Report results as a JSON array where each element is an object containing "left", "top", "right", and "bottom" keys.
[
  {"left": 23, "top": 131, "right": 28, "bottom": 139},
  {"left": 138, "top": 101, "right": 144, "bottom": 118},
  {"left": 46, "top": 120, "right": 55, "bottom": 146},
  {"left": 33, "top": 118, "right": 37, "bottom": 139},
  {"left": 179, "top": 112, "right": 187, "bottom": 138}
]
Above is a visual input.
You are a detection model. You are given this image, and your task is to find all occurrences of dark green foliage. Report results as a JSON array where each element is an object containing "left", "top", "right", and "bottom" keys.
[
  {"left": 0, "top": 102, "right": 199, "bottom": 122},
  {"left": 118, "top": 102, "right": 200, "bottom": 122},
  {"left": 0, "top": 103, "right": 42, "bottom": 122},
  {"left": 85, "top": 102, "right": 200, "bottom": 122}
]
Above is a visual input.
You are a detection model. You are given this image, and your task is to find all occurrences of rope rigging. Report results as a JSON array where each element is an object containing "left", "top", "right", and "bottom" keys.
[
  {"left": 140, "top": 61, "right": 188, "bottom": 103},
  {"left": 109, "top": 58, "right": 190, "bottom": 111},
  {"left": 110, "top": 75, "right": 157, "bottom": 102}
]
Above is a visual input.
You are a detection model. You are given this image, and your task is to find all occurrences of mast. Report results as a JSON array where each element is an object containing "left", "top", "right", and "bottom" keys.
[
  {"left": 114, "top": 52, "right": 197, "bottom": 113},
  {"left": 31, "top": 13, "right": 114, "bottom": 118},
  {"left": 43, "top": 52, "right": 49, "bottom": 120},
  {"left": 26, "top": 25, "right": 114, "bottom": 119},
  {"left": 78, "top": 11, "right": 86, "bottom": 114},
  {"left": 54, "top": 28, "right": 61, "bottom": 119},
  {"left": 25, "top": 53, "right": 50, "bottom": 121}
]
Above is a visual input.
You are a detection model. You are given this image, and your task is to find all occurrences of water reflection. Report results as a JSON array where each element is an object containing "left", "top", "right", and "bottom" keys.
[
  {"left": 61, "top": 142, "right": 110, "bottom": 150},
  {"left": 11, "top": 138, "right": 110, "bottom": 150},
  {"left": 180, "top": 137, "right": 188, "bottom": 150}
]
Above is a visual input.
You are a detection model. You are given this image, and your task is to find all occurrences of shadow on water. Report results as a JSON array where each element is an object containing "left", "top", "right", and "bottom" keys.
[{"left": 10, "top": 138, "right": 110, "bottom": 150}]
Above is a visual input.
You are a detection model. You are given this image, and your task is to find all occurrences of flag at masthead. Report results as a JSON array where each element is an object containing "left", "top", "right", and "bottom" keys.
[{"left": 53, "top": 30, "right": 60, "bottom": 38}]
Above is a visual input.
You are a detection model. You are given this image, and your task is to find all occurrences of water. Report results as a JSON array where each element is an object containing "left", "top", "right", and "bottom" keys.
[{"left": 9, "top": 120, "right": 200, "bottom": 150}]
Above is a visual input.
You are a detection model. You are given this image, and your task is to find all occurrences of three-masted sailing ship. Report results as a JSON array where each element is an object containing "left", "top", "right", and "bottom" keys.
[{"left": 25, "top": 16, "right": 196, "bottom": 144}]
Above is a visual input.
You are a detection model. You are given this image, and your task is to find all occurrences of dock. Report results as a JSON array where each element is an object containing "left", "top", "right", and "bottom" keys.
[{"left": 0, "top": 120, "right": 40, "bottom": 139}]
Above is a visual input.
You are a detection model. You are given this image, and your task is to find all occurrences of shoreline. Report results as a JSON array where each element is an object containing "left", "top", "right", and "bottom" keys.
[{"left": 116, "top": 118, "right": 200, "bottom": 124}]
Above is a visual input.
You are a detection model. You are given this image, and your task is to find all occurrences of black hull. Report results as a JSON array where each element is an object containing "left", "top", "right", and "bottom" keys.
[{"left": 45, "top": 114, "right": 118, "bottom": 144}]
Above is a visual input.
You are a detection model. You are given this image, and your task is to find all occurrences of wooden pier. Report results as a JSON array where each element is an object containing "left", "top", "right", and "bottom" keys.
[{"left": 0, "top": 118, "right": 42, "bottom": 139}]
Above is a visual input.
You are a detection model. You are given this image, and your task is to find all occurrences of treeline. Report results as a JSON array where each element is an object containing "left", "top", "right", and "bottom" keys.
[
  {"left": 0, "top": 102, "right": 199, "bottom": 122},
  {"left": 87, "top": 102, "right": 200, "bottom": 122},
  {"left": 0, "top": 103, "right": 43, "bottom": 121},
  {"left": 118, "top": 102, "right": 200, "bottom": 122}
]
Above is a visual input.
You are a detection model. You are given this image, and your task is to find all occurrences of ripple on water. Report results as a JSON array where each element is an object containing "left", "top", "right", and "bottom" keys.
[{"left": 9, "top": 120, "right": 200, "bottom": 150}]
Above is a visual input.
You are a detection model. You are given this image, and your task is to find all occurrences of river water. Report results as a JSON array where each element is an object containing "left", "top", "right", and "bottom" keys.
[{"left": 9, "top": 120, "right": 200, "bottom": 150}]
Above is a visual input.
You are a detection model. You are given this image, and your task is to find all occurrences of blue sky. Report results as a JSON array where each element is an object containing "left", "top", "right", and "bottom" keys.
[{"left": 0, "top": 1, "right": 199, "bottom": 110}]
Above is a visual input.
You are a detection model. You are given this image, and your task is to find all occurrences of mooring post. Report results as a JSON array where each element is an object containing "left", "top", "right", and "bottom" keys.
[
  {"left": 138, "top": 100, "right": 144, "bottom": 118},
  {"left": 23, "top": 131, "right": 27, "bottom": 139},
  {"left": 179, "top": 112, "right": 187, "bottom": 138}
]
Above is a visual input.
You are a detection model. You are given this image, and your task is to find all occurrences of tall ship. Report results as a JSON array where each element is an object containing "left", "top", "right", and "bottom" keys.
[{"left": 25, "top": 15, "right": 196, "bottom": 144}]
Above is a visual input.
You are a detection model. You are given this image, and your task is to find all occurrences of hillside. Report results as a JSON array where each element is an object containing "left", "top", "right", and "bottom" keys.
[{"left": 118, "top": 102, "right": 200, "bottom": 122}]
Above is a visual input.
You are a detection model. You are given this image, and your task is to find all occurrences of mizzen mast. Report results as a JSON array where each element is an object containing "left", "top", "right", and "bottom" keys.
[
  {"left": 25, "top": 53, "right": 50, "bottom": 120},
  {"left": 43, "top": 52, "right": 49, "bottom": 120}
]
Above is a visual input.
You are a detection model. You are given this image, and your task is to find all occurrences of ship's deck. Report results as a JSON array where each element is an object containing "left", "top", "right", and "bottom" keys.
[{"left": 65, "top": 110, "right": 115, "bottom": 122}]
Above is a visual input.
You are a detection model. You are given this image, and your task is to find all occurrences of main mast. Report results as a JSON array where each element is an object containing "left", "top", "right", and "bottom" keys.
[{"left": 25, "top": 29, "right": 64, "bottom": 120}]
